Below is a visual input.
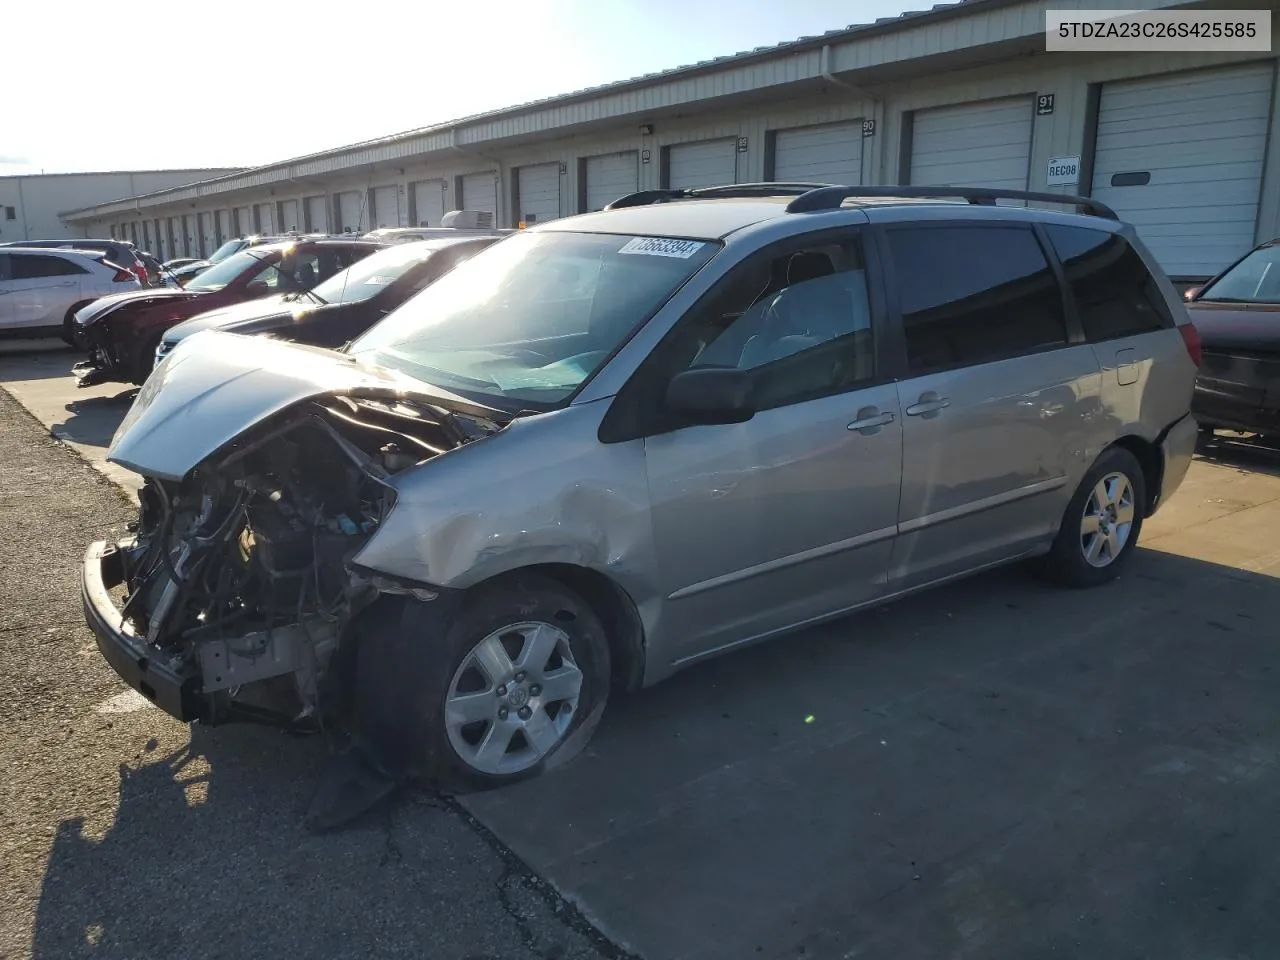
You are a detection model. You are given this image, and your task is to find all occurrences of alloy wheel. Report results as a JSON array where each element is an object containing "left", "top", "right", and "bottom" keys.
[
  {"left": 444, "top": 621, "right": 584, "bottom": 776},
  {"left": 1079, "top": 471, "right": 1136, "bottom": 569}
]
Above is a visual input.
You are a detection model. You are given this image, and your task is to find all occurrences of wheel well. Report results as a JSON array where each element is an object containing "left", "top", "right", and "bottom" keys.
[
  {"left": 64, "top": 300, "right": 94, "bottom": 322},
  {"left": 1109, "top": 435, "right": 1162, "bottom": 516},
  {"left": 517, "top": 563, "right": 646, "bottom": 693}
]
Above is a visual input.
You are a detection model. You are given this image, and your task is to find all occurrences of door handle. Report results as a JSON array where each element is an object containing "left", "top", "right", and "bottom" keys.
[
  {"left": 847, "top": 408, "right": 895, "bottom": 433},
  {"left": 905, "top": 392, "right": 950, "bottom": 418},
  {"left": 58, "top": 281, "right": 75, "bottom": 287}
]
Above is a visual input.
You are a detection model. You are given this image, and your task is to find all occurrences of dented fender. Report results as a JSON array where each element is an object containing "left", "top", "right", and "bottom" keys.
[{"left": 350, "top": 399, "right": 663, "bottom": 638}]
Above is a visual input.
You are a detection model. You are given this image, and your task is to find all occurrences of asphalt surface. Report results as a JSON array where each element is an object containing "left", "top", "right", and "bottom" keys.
[
  {"left": 0, "top": 386, "right": 624, "bottom": 960},
  {"left": 5, "top": 343, "right": 1280, "bottom": 959}
]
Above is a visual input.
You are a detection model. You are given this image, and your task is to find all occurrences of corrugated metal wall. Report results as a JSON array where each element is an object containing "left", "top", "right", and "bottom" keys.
[{"left": 70, "top": 39, "right": 1279, "bottom": 279}]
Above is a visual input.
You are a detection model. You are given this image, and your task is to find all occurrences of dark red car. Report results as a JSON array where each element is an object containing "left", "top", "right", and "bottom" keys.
[
  {"left": 1185, "top": 238, "right": 1280, "bottom": 438},
  {"left": 72, "top": 238, "right": 385, "bottom": 387}
]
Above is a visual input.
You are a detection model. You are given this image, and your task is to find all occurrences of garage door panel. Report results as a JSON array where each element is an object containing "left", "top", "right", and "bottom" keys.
[
  {"left": 774, "top": 122, "right": 861, "bottom": 184},
  {"left": 372, "top": 185, "right": 400, "bottom": 229},
  {"left": 461, "top": 173, "right": 498, "bottom": 218},
  {"left": 411, "top": 180, "right": 446, "bottom": 227},
  {"left": 517, "top": 164, "right": 561, "bottom": 225},
  {"left": 1091, "top": 62, "right": 1272, "bottom": 277},
  {"left": 909, "top": 97, "right": 1033, "bottom": 191},
  {"left": 585, "top": 152, "right": 637, "bottom": 211},
  {"left": 337, "top": 192, "right": 364, "bottom": 233},
  {"left": 667, "top": 139, "right": 737, "bottom": 190},
  {"left": 1095, "top": 120, "right": 1269, "bottom": 157},
  {"left": 306, "top": 197, "right": 329, "bottom": 233}
]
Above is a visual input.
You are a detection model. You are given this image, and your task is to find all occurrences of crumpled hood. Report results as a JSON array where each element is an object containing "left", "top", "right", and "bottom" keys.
[
  {"left": 163, "top": 294, "right": 293, "bottom": 343},
  {"left": 108, "top": 329, "right": 498, "bottom": 482},
  {"left": 76, "top": 288, "right": 202, "bottom": 327}
]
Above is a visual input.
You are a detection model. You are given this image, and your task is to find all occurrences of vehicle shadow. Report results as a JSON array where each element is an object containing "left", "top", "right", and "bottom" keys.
[
  {"left": 52, "top": 392, "right": 137, "bottom": 450},
  {"left": 26, "top": 720, "right": 450, "bottom": 960},
  {"left": 1196, "top": 429, "right": 1280, "bottom": 479},
  {"left": 465, "top": 547, "right": 1280, "bottom": 960}
]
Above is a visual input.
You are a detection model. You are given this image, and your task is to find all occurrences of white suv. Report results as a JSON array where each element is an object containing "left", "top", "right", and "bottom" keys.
[{"left": 0, "top": 247, "right": 140, "bottom": 343}]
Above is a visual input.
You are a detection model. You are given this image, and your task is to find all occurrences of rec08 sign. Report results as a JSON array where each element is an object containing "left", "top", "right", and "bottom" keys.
[{"left": 1046, "top": 155, "right": 1080, "bottom": 186}]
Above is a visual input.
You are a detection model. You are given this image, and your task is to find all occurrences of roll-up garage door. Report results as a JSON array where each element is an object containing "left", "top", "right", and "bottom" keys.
[
  {"left": 141, "top": 221, "right": 152, "bottom": 254},
  {"left": 461, "top": 172, "right": 498, "bottom": 220},
  {"left": 167, "top": 217, "right": 181, "bottom": 256},
  {"left": 585, "top": 152, "right": 638, "bottom": 211},
  {"left": 411, "top": 180, "right": 446, "bottom": 227},
  {"left": 152, "top": 220, "right": 164, "bottom": 257},
  {"left": 516, "top": 163, "right": 561, "bottom": 226},
  {"left": 198, "top": 212, "right": 215, "bottom": 256},
  {"left": 774, "top": 122, "right": 862, "bottom": 185},
  {"left": 279, "top": 199, "right": 301, "bottom": 233},
  {"left": 667, "top": 139, "right": 737, "bottom": 190},
  {"left": 182, "top": 215, "right": 196, "bottom": 256},
  {"left": 305, "top": 196, "right": 329, "bottom": 233},
  {"left": 234, "top": 208, "right": 252, "bottom": 237},
  {"left": 216, "top": 210, "right": 231, "bottom": 246},
  {"left": 337, "top": 192, "right": 365, "bottom": 234},
  {"left": 1090, "top": 62, "right": 1274, "bottom": 278},
  {"left": 372, "top": 185, "right": 401, "bottom": 229},
  {"left": 254, "top": 203, "right": 275, "bottom": 235},
  {"left": 909, "top": 96, "right": 1033, "bottom": 192}
]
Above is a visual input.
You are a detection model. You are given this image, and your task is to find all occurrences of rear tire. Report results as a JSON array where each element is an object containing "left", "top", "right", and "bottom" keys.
[{"left": 1043, "top": 446, "right": 1146, "bottom": 588}]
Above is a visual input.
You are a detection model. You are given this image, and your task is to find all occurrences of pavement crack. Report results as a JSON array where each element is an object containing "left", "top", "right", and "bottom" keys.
[{"left": 444, "top": 795, "right": 640, "bottom": 960}]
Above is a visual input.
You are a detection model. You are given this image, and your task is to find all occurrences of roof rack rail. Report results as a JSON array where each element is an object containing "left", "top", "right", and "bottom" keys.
[
  {"left": 604, "top": 181, "right": 837, "bottom": 210},
  {"left": 783, "top": 185, "right": 1118, "bottom": 220}
]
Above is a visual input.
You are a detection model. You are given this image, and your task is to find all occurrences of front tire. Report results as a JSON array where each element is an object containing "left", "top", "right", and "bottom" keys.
[
  {"left": 1043, "top": 446, "right": 1146, "bottom": 588},
  {"left": 353, "top": 573, "right": 611, "bottom": 793}
]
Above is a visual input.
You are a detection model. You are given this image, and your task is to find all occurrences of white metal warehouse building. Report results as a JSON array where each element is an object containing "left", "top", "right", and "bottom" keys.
[{"left": 60, "top": 0, "right": 1280, "bottom": 281}]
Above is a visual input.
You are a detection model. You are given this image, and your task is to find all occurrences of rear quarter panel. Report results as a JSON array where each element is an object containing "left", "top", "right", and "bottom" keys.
[{"left": 1089, "top": 226, "right": 1197, "bottom": 506}]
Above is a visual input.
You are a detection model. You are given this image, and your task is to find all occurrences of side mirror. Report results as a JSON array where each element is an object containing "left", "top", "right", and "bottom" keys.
[
  {"left": 665, "top": 366, "right": 756, "bottom": 425},
  {"left": 1183, "top": 285, "right": 1202, "bottom": 302},
  {"left": 245, "top": 280, "right": 269, "bottom": 297}
]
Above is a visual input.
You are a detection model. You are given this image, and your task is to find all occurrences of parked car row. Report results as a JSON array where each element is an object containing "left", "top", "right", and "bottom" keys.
[{"left": 77, "top": 182, "right": 1206, "bottom": 798}]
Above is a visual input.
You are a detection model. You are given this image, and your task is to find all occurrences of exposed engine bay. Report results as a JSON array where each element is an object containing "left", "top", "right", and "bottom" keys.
[{"left": 101, "top": 394, "right": 498, "bottom": 729}]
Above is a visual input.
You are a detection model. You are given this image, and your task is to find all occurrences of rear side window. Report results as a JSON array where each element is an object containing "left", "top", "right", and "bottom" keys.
[
  {"left": 11, "top": 254, "right": 87, "bottom": 279},
  {"left": 886, "top": 225, "right": 1068, "bottom": 373},
  {"left": 1044, "top": 225, "right": 1174, "bottom": 341}
]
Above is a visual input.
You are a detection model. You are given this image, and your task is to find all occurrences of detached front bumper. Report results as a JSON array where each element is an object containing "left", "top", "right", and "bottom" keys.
[{"left": 81, "top": 540, "right": 205, "bottom": 723}]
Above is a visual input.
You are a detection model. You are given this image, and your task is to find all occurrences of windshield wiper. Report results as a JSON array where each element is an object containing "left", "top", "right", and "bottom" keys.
[{"left": 289, "top": 288, "right": 327, "bottom": 305}]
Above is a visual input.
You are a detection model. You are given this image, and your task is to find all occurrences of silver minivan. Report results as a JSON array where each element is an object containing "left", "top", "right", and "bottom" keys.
[{"left": 82, "top": 184, "right": 1200, "bottom": 791}]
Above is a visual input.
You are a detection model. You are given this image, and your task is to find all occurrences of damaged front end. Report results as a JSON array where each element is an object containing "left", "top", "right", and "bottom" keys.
[
  {"left": 71, "top": 291, "right": 200, "bottom": 388},
  {"left": 83, "top": 391, "right": 492, "bottom": 731}
]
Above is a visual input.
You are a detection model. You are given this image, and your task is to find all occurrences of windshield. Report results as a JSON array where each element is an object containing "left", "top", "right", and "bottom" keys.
[
  {"left": 312, "top": 243, "right": 435, "bottom": 305},
  {"left": 349, "top": 231, "right": 718, "bottom": 409},
  {"left": 208, "top": 240, "right": 245, "bottom": 264},
  {"left": 1199, "top": 245, "right": 1280, "bottom": 304},
  {"left": 184, "top": 250, "right": 265, "bottom": 292}
]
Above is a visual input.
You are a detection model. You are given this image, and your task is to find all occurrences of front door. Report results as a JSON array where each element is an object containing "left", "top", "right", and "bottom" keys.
[
  {"left": 881, "top": 222, "right": 1102, "bottom": 589},
  {"left": 642, "top": 230, "right": 902, "bottom": 665},
  {"left": 7, "top": 253, "right": 82, "bottom": 330}
]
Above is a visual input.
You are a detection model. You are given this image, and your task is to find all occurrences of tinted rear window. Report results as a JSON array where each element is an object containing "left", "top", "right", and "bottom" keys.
[{"left": 1044, "top": 225, "right": 1174, "bottom": 341}]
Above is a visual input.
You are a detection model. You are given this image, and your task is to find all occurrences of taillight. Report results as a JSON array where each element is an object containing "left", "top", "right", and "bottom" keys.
[
  {"left": 111, "top": 267, "right": 135, "bottom": 282},
  {"left": 131, "top": 264, "right": 148, "bottom": 283},
  {"left": 1178, "top": 321, "right": 1203, "bottom": 368}
]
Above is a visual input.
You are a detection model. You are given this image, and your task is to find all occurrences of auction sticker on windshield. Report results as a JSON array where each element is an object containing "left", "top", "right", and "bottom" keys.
[{"left": 618, "top": 237, "right": 706, "bottom": 258}]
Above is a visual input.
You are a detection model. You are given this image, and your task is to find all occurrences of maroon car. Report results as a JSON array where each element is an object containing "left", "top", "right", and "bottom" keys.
[
  {"left": 1185, "top": 238, "right": 1280, "bottom": 438},
  {"left": 72, "top": 238, "right": 385, "bottom": 387}
]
